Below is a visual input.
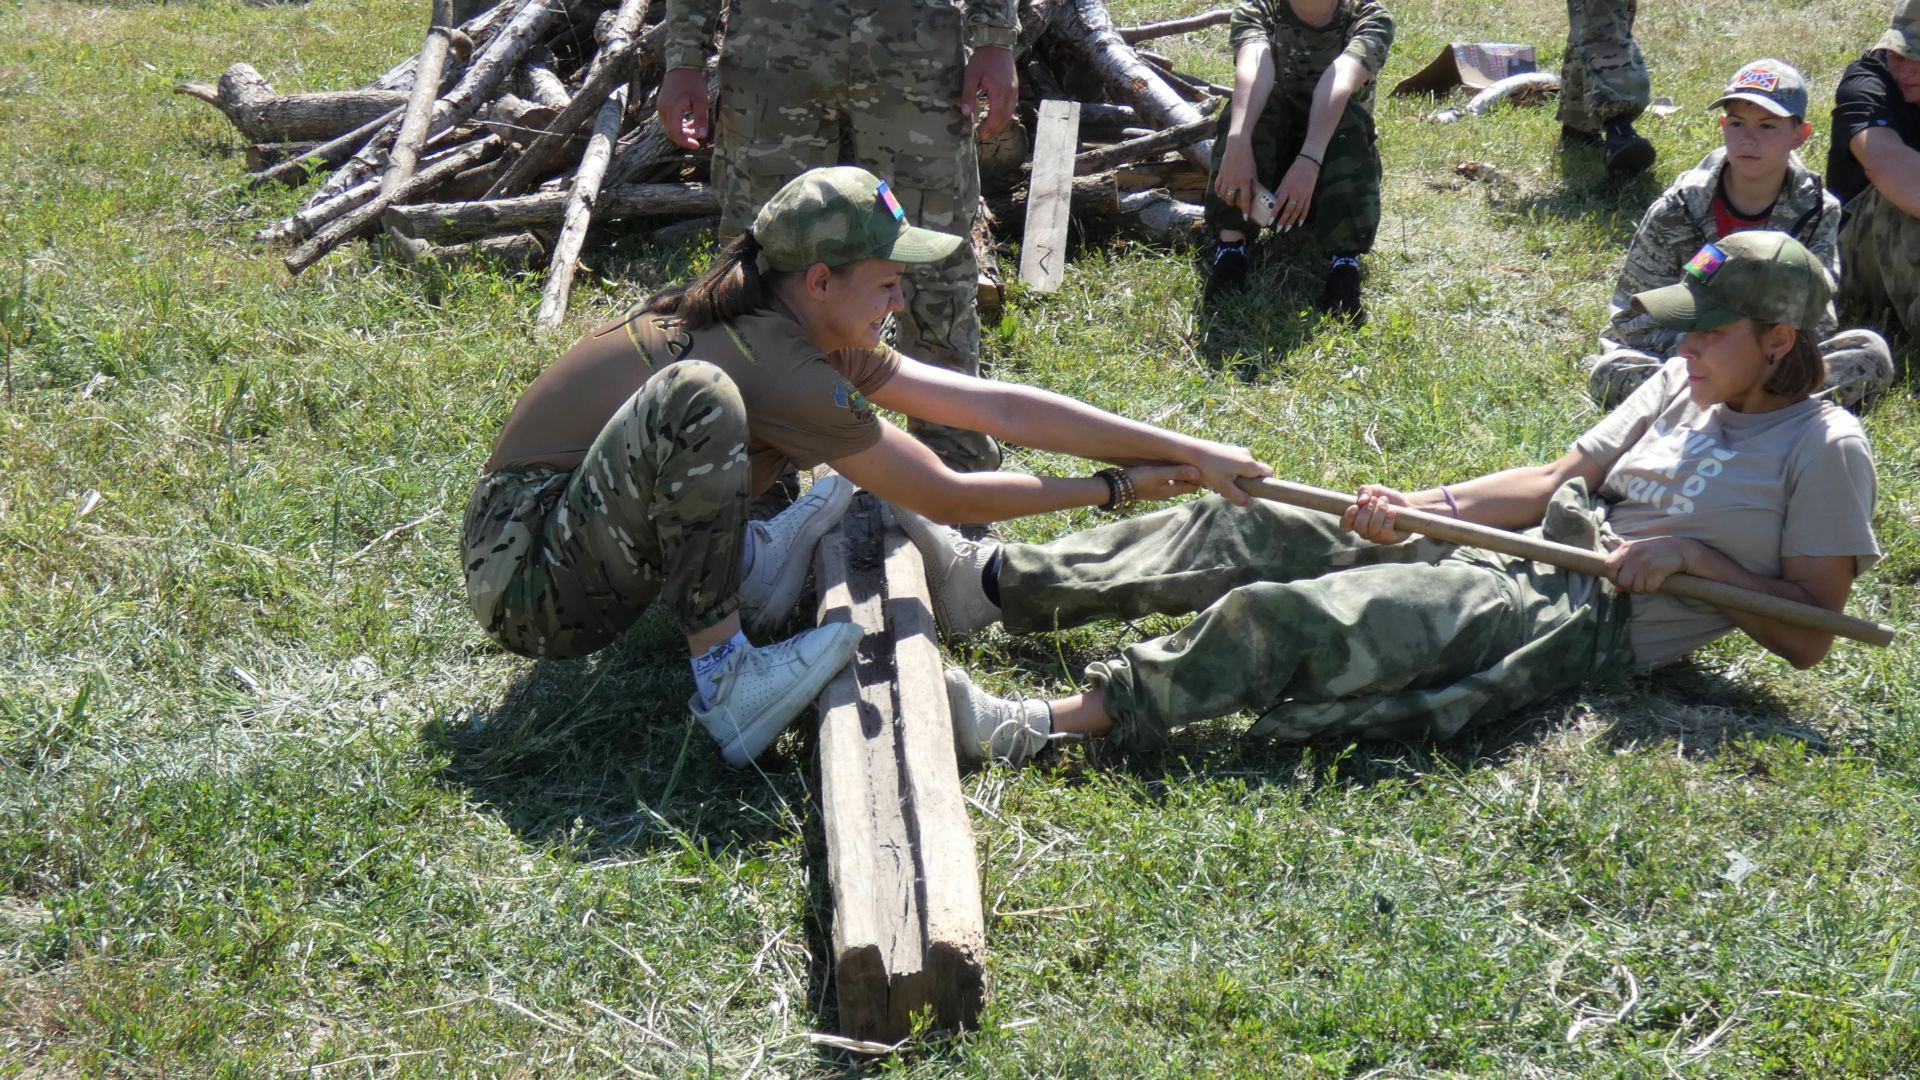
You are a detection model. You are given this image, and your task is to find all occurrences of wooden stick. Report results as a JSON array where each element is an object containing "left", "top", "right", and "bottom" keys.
[
  {"left": 385, "top": 0, "right": 459, "bottom": 194},
  {"left": 536, "top": 83, "right": 626, "bottom": 326},
  {"left": 1236, "top": 477, "right": 1896, "bottom": 648},
  {"left": 1116, "top": 8, "right": 1230, "bottom": 43},
  {"left": 484, "top": 0, "right": 649, "bottom": 198},
  {"left": 285, "top": 136, "right": 500, "bottom": 275},
  {"left": 242, "top": 106, "right": 403, "bottom": 191},
  {"left": 383, "top": 181, "right": 715, "bottom": 244},
  {"left": 1072, "top": 112, "right": 1216, "bottom": 174}
]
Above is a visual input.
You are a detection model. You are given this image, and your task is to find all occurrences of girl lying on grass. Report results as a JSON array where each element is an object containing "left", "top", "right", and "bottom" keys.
[
  {"left": 461, "top": 166, "right": 1270, "bottom": 768},
  {"left": 904, "top": 232, "right": 1880, "bottom": 765}
]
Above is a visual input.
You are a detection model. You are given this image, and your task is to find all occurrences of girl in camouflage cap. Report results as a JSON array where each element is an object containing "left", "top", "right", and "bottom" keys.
[
  {"left": 463, "top": 166, "right": 1271, "bottom": 769},
  {"left": 912, "top": 232, "right": 1881, "bottom": 766}
]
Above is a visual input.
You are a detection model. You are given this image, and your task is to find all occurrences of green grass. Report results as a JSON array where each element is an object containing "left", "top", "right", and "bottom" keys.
[{"left": 4, "top": 0, "right": 1920, "bottom": 1075}]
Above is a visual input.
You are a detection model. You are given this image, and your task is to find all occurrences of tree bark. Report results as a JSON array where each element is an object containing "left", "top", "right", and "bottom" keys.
[
  {"left": 1057, "top": 0, "right": 1214, "bottom": 169},
  {"left": 1116, "top": 8, "right": 1229, "bottom": 44},
  {"left": 383, "top": 182, "right": 717, "bottom": 244},
  {"left": 285, "top": 136, "right": 501, "bottom": 274},
  {"left": 536, "top": 84, "right": 628, "bottom": 326},
  {"left": 175, "top": 64, "right": 407, "bottom": 143},
  {"left": 485, "top": 0, "right": 651, "bottom": 198},
  {"left": 1116, "top": 188, "right": 1206, "bottom": 245},
  {"left": 1071, "top": 112, "right": 1216, "bottom": 174}
]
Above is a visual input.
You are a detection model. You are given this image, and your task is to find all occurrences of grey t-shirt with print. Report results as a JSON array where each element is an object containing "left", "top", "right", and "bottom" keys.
[{"left": 1573, "top": 358, "right": 1879, "bottom": 667}]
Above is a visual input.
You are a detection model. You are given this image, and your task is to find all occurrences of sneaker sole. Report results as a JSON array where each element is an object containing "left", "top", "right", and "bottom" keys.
[
  {"left": 740, "top": 475, "right": 854, "bottom": 636},
  {"left": 715, "top": 620, "right": 863, "bottom": 767}
]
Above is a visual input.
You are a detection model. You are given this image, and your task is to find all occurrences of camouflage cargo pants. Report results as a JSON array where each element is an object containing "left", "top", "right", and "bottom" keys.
[
  {"left": 1202, "top": 91, "right": 1380, "bottom": 255},
  {"left": 1558, "top": 0, "right": 1650, "bottom": 133},
  {"left": 460, "top": 361, "right": 750, "bottom": 659},
  {"left": 711, "top": 0, "right": 997, "bottom": 471},
  {"left": 1838, "top": 187, "right": 1920, "bottom": 339},
  {"left": 998, "top": 485, "right": 1633, "bottom": 750}
]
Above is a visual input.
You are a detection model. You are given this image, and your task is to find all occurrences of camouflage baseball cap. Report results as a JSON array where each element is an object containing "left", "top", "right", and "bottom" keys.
[
  {"left": 751, "top": 166, "right": 964, "bottom": 273},
  {"left": 1876, "top": 0, "right": 1920, "bottom": 61},
  {"left": 1630, "top": 231, "right": 1831, "bottom": 332},
  {"left": 1709, "top": 58, "right": 1809, "bottom": 119}
]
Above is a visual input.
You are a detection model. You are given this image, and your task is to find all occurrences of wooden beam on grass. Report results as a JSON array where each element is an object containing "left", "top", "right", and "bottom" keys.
[
  {"left": 813, "top": 493, "right": 987, "bottom": 1042},
  {"left": 1019, "top": 98, "right": 1080, "bottom": 293}
]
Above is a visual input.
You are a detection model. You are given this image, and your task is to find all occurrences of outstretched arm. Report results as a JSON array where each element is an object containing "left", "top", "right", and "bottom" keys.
[
  {"left": 864, "top": 358, "right": 1271, "bottom": 506},
  {"left": 1342, "top": 447, "right": 1610, "bottom": 541}
]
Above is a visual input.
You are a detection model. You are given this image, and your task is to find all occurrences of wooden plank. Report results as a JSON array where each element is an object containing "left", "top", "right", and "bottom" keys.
[
  {"left": 1019, "top": 98, "right": 1080, "bottom": 293},
  {"left": 814, "top": 493, "right": 987, "bottom": 1041}
]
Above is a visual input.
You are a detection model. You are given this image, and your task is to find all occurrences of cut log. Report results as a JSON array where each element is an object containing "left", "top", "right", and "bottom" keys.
[
  {"left": 1075, "top": 101, "right": 1141, "bottom": 130},
  {"left": 814, "top": 492, "right": 987, "bottom": 1043},
  {"left": 1057, "top": 0, "right": 1214, "bottom": 169},
  {"left": 1072, "top": 112, "right": 1216, "bottom": 175},
  {"left": 175, "top": 63, "right": 408, "bottom": 143},
  {"left": 243, "top": 107, "right": 402, "bottom": 191},
  {"left": 1020, "top": 98, "right": 1080, "bottom": 292},
  {"left": 1117, "top": 188, "right": 1206, "bottom": 245},
  {"left": 1116, "top": 8, "right": 1230, "bottom": 44},
  {"left": 988, "top": 171, "right": 1119, "bottom": 222},
  {"left": 536, "top": 83, "right": 628, "bottom": 326},
  {"left": 384, "top": 181, "right": 717, "bottom": 244},
  {"left": 520, "top": 45, "right": 573, "bottom": 111}
]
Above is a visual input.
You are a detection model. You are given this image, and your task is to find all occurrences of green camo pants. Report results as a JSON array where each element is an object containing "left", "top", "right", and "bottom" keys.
[
  {"left": 998, "top": 488, "right": 1633, "bottom": 749},
  {"left": 1202, "top": 92, "right": 1380, "bottom": 255},
  {"left": 1558, "top": 0, "right": 1649, "bottom": 132},
  {"left": 459, "top": 361, "right": 750, "bottom": 658},
  {"left": 1839, "top": 187, "right": 1920, "bottom": 339},
  {"left": 710, "top": 0, "right": 995, "bottom": 470}
]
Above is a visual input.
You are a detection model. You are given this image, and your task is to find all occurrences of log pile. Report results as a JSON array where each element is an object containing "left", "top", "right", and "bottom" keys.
[{"left": 177, "top": 0, "right": 1231, "bottom": 322}]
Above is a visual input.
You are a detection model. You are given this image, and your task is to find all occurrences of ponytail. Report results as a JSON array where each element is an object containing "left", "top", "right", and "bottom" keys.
[{"left": 643, "top": 232, "right": 788, "bottom": 331}]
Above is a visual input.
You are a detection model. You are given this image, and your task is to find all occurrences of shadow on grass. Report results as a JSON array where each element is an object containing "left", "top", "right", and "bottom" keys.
[
  {"left": 1191, "top": 235, "right": 1375, "bottom": 380},
  {"left": 1480, "top": 143, "right": 1665, "bottom": 244},
  {"left": 423, "top": 613, "right": 814, "bottom": 861}
]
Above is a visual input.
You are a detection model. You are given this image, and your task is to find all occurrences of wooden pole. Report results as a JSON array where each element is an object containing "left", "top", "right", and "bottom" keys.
[
  {"left": 1072, "top": 112, "right": 1216, "bottom": 175},
  {"left": 535, "top": 83, "right": 627, "bottom": 327},
  {"left": 1116, "top": 8, "right": 1230, "bottom": 43},
  {"left": 1237, "top": 477, "right": 1896, "bottom": 648},
  {"left": 484, "top": 0, "right": 650, "bottom": 198}
]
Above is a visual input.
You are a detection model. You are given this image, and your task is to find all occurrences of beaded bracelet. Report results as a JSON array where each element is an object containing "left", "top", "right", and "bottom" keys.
[{"left": 1095, "top": 467, "right": 1137, "bottom": 514}]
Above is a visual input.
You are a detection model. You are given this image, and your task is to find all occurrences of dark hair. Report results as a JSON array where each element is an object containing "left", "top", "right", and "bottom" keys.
[
  {"left": 642, "top": 232, "right": 857, "bottom": 332},
  {"left": 1758, "top": 322, "right": 1825, "bottom": 399}
]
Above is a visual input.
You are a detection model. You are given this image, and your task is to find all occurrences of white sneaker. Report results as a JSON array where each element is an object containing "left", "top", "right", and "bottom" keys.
[
  {"left": 891, "top": 504, "right": 1003, "bottom": 639},
  {"left": 943, "top": 668, "right": 1054, "bottom": 768},
  {"left": 1816, "top": 329, "right": 1895, "bottom": 413},
  {"left": 692, "top": 621, "right": 862, "bottom": 767},
  {"left": 738, "top": 474, "right": 854, "bottom": 635}
]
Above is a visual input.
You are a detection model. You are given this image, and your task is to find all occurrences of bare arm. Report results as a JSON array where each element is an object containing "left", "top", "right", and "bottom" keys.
[
  {"left": 1212, "top": 41, "right": 1276, "bottom": 216},
  {"left": 1852, "top": 127, "right": 1920, "bottom": 218},
  {"left": 1606, "top": 541, "right": 1856, "bottom": 669},
  {"left": 864, "top": 358, "right": 1270, "bottom": 503},
  {"left": 1343, "top": 447, "right": 1610, "bottom": 541}
]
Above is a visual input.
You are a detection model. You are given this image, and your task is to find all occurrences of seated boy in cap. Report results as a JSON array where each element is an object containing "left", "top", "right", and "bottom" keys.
[
  {"left": 1586, "top": 58, "right": 1894, "bottom": 410},
  {"left": 1828, "top": 0, "right": 1920, "bottom": 337}
]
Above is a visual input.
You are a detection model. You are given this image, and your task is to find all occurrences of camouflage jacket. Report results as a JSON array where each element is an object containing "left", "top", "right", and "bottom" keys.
[
  {"left": 1602, "top": 147, "right": 1841, "bottom": 358},
  {"left": 663, "top": 0, "right": 1020, "bottom": 72},
  {"left": 1230, "top": 0, "right": 1395, "bottom": 116}
]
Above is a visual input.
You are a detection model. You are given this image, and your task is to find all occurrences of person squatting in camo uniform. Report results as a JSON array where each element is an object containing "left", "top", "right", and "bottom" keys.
[
  {"left": 1828, "top": 0, "right": 1920, "bottom": 338},
  {"left": 461, "top": 167, "right": 1269, "bottom": 768},
  {"left": 1558, "top": 0, "right": 1656, "bottom": 179},
  {"left": 1586, "top": 59, "right": 1894, "bottom": 412},
  {"left": 898, "top": 233, "right": 1878, "bottom": 767},
  {"left": 654, "top": 0, "right": 1019, "bottom": 474},
  {"left": 1201, "top": 0, "right": 1394, "bottom": 323}
]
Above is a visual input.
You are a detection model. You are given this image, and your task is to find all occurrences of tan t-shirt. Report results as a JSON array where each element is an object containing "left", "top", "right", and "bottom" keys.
[
  {"left": 484, "top": 301, "right": 902, "bottom": 494},
  {"left": 1573, "top": 358, "right": 1880, "bottom": 667}
]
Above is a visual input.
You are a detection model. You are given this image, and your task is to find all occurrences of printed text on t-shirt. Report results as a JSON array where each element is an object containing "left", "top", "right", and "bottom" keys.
[{"left": 1620, "top": 427, "right": 1738, "bottom": 516}]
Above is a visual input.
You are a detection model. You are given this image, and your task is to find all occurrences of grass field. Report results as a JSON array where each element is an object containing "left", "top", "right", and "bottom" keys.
[{"left": 3, "top": 0, "right": 1919, "bottom": 1076}]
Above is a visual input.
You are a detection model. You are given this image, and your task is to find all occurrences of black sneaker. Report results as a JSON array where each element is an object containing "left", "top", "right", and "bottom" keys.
[
  {"left": 1315, "top": 262, "right": 1366, "bottom": 326},
  {"left": 1602, "top": 118, "right": 1655, "bottom": 179},
  {"left": 1203, "top": 243, "right": 1248, "bottom": 303}
]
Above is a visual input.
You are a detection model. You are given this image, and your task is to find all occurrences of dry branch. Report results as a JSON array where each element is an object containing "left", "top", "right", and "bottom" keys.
[
  {"left": 1116, "top": 8, "right": 1229, "bottom": 43},
  {"left": 536, "top": 83, "right": 628, "bottom": 325}
]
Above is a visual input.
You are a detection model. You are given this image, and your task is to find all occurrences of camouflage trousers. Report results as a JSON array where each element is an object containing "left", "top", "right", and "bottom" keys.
[
  {"left": 1838, "top": 187, "right": 1920, "bottom": 339},
  {"left": 1585, "top": 328, "right": 1896, "bottom": 412},
  {"left": 1203, "top": 91, "right": 1380, "bottom": 255},
  {"left": 998, "top": 484, "right": 1633, "bottom": 750},
  {"left": 1558, "top": 0, "right": 1650, "bottom": 133},
  {"left": 711, "top": 0, "right": 997, "bottom": 471},
  {"left": 459, "top": 361, "right": 750, "bottom": 659}
]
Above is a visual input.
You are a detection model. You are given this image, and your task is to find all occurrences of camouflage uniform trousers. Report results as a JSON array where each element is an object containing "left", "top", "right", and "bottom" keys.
[
  {"left": 1202, "top": 90, "right": 1381, "bottom": 256},
  {"left": 998, "top": 483, "right": 1633, "bottom": 750},
  {"left": 1558, "top": 0, "right": 1650, "bottom": 134},
  {"left": 1585, "top": 328, "right": 1897, "bottom": 412},
  {"left": 1838, "top": 186, "right": 1920, "bottom": 340},
  {"left": 459, "top": 361, "right": 750, "bottom": 659},
  {"left": 711, "top": 0, "right": 998, "bottom": 471}
]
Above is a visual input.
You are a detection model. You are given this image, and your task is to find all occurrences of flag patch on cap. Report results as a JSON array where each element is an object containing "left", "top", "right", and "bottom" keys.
[
  {"left": 876, "top": 181, "right": 905, "bottom": 221},
  {"left": 1731, "top": 67, "right": 1780, "bottom": 92},
  {"left": 1684, "top": 242, "right": 1727, "bottom": 282}
]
